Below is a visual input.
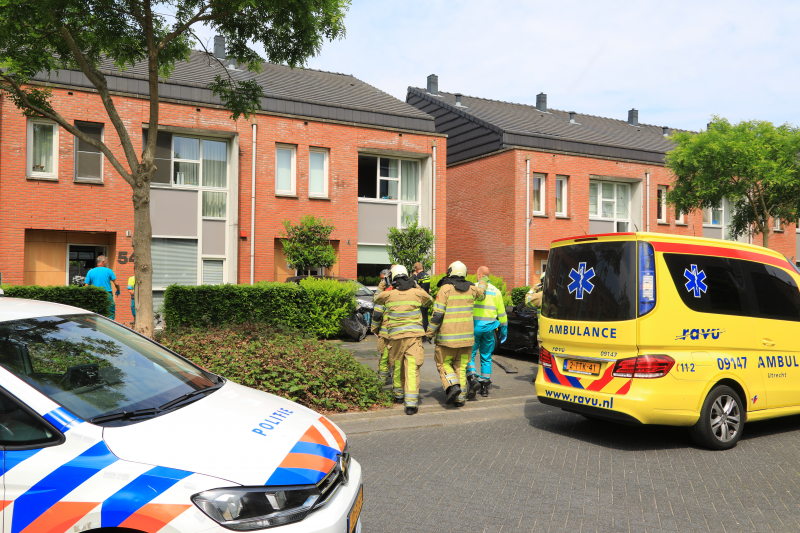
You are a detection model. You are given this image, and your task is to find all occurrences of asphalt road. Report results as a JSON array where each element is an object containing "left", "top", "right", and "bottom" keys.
[{"left": 338, "top": 346, "right": 800, "bottom": 533}]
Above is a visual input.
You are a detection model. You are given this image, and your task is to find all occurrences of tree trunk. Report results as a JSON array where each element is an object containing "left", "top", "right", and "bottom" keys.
[
  {"left": 131, "top": 171, "right": 154, "bottom": 338},
  {"left": 762, "top": 227, "right": 770, "bottom": 249}
]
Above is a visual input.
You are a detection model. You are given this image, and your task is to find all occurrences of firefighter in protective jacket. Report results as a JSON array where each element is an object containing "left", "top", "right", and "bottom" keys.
[
  {"left": 371, "top": 265, "right": 433, "bottom": 415},
  {"left": 427, "top": 261, "right": 489, "bottom": 406},
  {"left": 376, "top": 268, "right": 393, "bottom": 384}
]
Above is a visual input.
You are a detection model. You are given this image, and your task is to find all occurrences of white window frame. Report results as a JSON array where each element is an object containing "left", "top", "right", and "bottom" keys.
[
  {"left": 773, "top": 216, "right": 781, "bottom": 231},
  {"left": 308, "top": 147, "right": 329, "bottom": 198},
  {"left": 703, "top": 204, "right": 723, "bottom": 227},
  {"left": 27, "top": 118, "right": 59, "bottom": 180},
  {"left": 656, "top": 185, "right": 668, "bottom": 223},
  {"left": 74, "top": 123, "right": 104, "bottom": 183},
  {"left": 275, "top": 144, "right": 297, "bottom": 195},
  {"left": 172, "top": 135, "right": 202, "bottom": 187},
  {"left": 531, "top": 173, "right": 545, "bottom": 215},
  {"left": 675, "top": 207, "right": 685, "bottom": 225},
  {"left": 357, "top": 156, "right": 422, "bottom": 229},
  {"left": 554, "top": 176, "right": 567, "bottom": 217},
  {"left": 589, "top": 181, "right": 632, "bottom": 232}
]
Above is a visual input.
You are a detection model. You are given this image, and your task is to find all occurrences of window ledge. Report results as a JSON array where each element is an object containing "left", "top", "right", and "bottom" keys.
[
  {"left": 675, "top": 222, "right": 688, "bottom": 226},
  {"left": 27, "top": 175, "right": 58, "bottom": 182},
  {"left": 773, "top": 229, "right": 784, "bottom": 233},
  {"left": 308, "top": 196, "right": 331, "bottom": 201},
  {"left": 657, "top": 221, "right": 670, "bottom": 226},
  {"left": 275, "top": 193, "right": 298, "bottom": 198},
  {"left": 74, "top": 177, "right": 104, "bottom": 185},
  {"left": 532, "top": 213, "right": 548, "bottom": 218},
  {"left": 555, "top": 215, "right": 570, "bottom": 219}
]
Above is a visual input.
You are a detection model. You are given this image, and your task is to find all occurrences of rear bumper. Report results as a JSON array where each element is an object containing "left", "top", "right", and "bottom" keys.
[{"left": 538, "top": 395, "right": 641, "bottom": 425}]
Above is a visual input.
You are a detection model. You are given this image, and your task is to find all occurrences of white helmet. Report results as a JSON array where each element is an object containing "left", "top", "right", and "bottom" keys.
[
  {"left": 448, "top": 261, "right": 467, "bottom": 278},
  {"left": 390, "top": 265, "right": 409, "bottom": 279}
]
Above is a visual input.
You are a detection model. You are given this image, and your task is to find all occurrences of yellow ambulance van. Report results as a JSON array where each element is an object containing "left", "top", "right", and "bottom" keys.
[{"left": 535, "top": 232, "right": 800, "bottom": 449}]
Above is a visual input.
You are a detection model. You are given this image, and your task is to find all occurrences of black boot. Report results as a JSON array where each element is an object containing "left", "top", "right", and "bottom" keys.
[
  {"left": 466, "top": 375, "right": 481, "bottom": 400},
  {"left": 445, "top": 385, "right": 461, "bottom": 405},
  {"left": 480, "top": 381, "right": 491, "bottom": 397},
  {"left": 393, "top": 396, "right": 404, "bottom": 404},
  {"left": 405, "top": 405, "right": 418, "bottom": 415}
]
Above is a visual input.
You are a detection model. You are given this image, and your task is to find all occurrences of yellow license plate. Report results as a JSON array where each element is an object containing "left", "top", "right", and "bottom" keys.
[
  {"left": 348, "top": 485, "right": 364, "bottom": 533},
  {"left": 563, "top": 359, "right": 601, "bottom": 376}
]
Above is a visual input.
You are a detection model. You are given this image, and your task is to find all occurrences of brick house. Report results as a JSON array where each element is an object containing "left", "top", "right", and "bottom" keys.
[
  {"left": 0, "top": 40, "right": 447, "bottom": 324},
  {"left": 407, "top": 76, "right": 798, "bottom": 289}
]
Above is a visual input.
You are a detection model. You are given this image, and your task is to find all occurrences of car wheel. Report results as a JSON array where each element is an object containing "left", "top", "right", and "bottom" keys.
[{"left": 689, "top": 385, "right": 744, "bottom": 450}]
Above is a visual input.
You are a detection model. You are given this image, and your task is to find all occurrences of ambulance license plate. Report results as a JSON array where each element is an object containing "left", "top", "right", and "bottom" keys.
[
  {"left": 348, "top": 485, "right": 364, "bottom": 533},
  {"left": 563, "top": 359, "right": 601, "bottom": 376}
]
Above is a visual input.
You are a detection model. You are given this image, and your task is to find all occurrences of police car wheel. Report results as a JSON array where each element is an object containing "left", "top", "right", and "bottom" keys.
[{"left": 690, "top": 385, "right": 743, "bottom": 450}]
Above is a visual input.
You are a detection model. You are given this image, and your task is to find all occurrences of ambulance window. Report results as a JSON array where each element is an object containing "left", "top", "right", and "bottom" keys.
[
  {"left": 663, "top": 254, "right": 749, "bottom": 316},
  {"left": 745, "top": 263, "right": 800, "bottom": 321},
  {"left": 0, "top": 388, "right": 60, "bottom": 448}
]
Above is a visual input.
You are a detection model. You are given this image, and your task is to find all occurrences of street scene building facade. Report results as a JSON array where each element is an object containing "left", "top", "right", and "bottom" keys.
[
  {"left": 407, "top": 75, "right": 800, "bottom": 289},
  {"left": 0, "top": 40, "right": 447, "bottom": 324}
]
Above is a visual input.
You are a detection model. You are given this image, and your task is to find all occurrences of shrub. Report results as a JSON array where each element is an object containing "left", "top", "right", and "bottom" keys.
[
  {"left": 511, "top": 286, "right": 531, "bottom": 306},
  {"left": 163, "top": 278, "right": 356, "bottom": 338},
  {"left": 386, "top": 214, "right": 436, "bottom": 272},
  {"left": 158, "top": 323, "right": 391, "bottom": 412},
  {"left": 1, "top": 284, "right": 111, "bottom": 316},
  {"left": 281, "top": 215, "right": 337, "bottom": 272},
  {"left": 357, "top": 275, "right": 381, "bottom": 286},
  {"left": 428, "top": 273, "right": 512, "bottom": 310}
]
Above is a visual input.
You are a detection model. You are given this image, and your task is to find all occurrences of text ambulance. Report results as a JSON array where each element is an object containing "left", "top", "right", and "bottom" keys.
[{"left": 535, "top": 232, "right": 800, "bottom": 450}]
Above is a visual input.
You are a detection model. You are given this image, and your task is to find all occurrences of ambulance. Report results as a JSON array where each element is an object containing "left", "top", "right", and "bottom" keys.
[
  {"left": 535, "top": 232, "right": 800, "bottom": 450},
  {"left": 0, "top": 296, "right": 363, "bottom": 531}
]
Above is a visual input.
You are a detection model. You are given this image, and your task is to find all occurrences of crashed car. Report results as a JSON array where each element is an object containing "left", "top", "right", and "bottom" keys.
[
  {"left": 497, "top": 304, "right": 540, "bottom": 361},
  {"left": 285, "top": 276, "right": 374, "bottom": 341}
]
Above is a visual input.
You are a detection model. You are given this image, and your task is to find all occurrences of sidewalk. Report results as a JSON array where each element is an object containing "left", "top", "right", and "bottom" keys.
[{"left": 334, "top": 334, "right": 542, "bottom": 433}]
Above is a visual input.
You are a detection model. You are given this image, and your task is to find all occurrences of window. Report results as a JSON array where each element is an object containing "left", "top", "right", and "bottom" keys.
[
  {"left": 309, "top": 148, "right": 329, "bottom": 197},
  {"left": 202, "top": 140, "right": 227, "bottom": 188},
  {"left": 555, "top": 176, "right": 567, "bottom": 216},
  {"left": 203, "top": 260, "right": 224, "bottom": 285},
  {"left": 276, "top": 145, "right": 296, "bottom": 194},
  {"left": 151, "top": 238, "right": 198, "bottom": 288},
  {"left": 703, "top": 204, "right": 723, "bottom": 226},
  {"left": 27, "top": 119, "right": 58, "bottom": 179},
  {"left": 657, "top": 186, "right": 667, "bottom": 223},
  {"left": 0, "top": 388, "right": 61, "bottom": 447},
  {"left": 75, "top": 123, "right": 103, "bottom": 181},
  {"left": 663, "top": 254, "right": 749, "bottom": 317},
  {"left": 143, "top": 130, "right": 173, "bottom": 185},
  {"left": 202, "top": 191, "right": 226, "bottom": 218},
  {"left": 356, "top": 155, "right": 422, "bottom": 228},
  {"left": 173, "top": 136, "right": 200, "bottom": 186},
  {"left": 532, "top": 173, "right": 545, "bottom": 215},
  {"left": 379, "top": 158, "right": 399, "bottom": 199},
  {"left": 589, "top": 181, "right": 631, "bottom": 232},
  {"left": 745, "top": 262, "right": 800, "bottom": 321},
  {"left": 773, "top": 217, "right": 781, "bottom": 231},
  {"left": 400, "top": 160, "right": 419, "bottom": 227},
  {"left": 675, "top": 208, "right": 685, "bottom": 225}
]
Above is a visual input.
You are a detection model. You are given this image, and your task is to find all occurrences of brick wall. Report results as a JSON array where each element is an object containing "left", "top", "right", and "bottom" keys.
[{"left": 0, "top": 85, "right": 447, "bottom": 323}]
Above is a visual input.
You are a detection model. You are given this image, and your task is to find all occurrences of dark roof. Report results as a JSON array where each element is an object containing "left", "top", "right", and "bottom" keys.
[
  {"left": 31, "top": 51, "right": 435, "bottom": 132},
  {"left": 407, "top": 87, "right": 688, "bottom": 164}
]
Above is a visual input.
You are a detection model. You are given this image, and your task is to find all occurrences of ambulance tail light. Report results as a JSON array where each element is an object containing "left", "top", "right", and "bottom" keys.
[
  {"left": 540, "top": 347, "right": 553, "bottom": 368},
  {"left": 612, "top": 355, "right": 675, "bottom": 379}
]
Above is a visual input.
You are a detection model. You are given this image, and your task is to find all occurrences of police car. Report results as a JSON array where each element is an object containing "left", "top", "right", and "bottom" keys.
[{"left": 0, "top": 296, "right": 363, "bottom": 532}]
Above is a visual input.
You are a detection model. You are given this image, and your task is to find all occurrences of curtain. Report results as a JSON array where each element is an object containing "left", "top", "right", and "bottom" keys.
[
  {"left": 174, "top": 162, "right": 199, "bottom": 185},
  {"left": 276, "top": 149, "right": 293, "bottom": 191},
  {"left": 309, "top": 151, "right": 326, "bottom": 195},
  {"left": 616, "top": 184, "right": 630, "bottom": 218},
  {"left": 32, "top": 123, "right": 54, "bottom": 173},
  {"left": 379, "top": 158, "right": 398, "bottom": 178},
  {"left": 401, "top": 205, "right": 419, "bottom": 227},
  {"left": 589, "top": 183, "right": 598, "bottom": 216},
  {"left": 202, "top": 140, "right": 227, "bottom": 187},
  {"left": 532, "top": 176, "right": 543, "bottom": 212},
  {"left": 400, "top": 160, "right": 419, "bottom": 202},
  {"left": 203, "top": 191, "right": 227, "bottom": 218},
  {"left": 151, "top": 238, "right": 198, "bottom": 287},
  {"left": 174, "top": 137, "right": 199, "bottom": 160}
]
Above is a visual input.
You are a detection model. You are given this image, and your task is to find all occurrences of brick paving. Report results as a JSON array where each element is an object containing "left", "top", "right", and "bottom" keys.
[{"left": 345, "top": 389, "right": 800, "bottom": 533}]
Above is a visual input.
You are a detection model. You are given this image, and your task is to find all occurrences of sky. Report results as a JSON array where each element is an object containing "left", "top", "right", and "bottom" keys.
[{"left": 198, "top": 0, "right": 800, "bottom": 133}]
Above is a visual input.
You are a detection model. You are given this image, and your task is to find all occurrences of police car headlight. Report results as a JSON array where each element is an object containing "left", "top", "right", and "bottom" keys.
[{"left": 192, "top": 487, "right": 320, "bottom": 530}]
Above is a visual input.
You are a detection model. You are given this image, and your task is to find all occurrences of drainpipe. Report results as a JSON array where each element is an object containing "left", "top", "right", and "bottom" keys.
[
  {"left": 250, "top": 124, "right": 257, "bottom": 284},
  {"left": 645, "top": 171, "right": 650, "bottom": 232},
  {"left": 431, "top": 141, "right": 437, "bottom": 275},
  {"left": 525, "top": 156, "right": 530, "bottom": 286}
]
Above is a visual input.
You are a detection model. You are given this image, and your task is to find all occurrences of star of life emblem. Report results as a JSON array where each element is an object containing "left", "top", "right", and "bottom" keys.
[
  {"left": 684, "top": 264, "right": 707, "bottom": 298},
  {"left": 568, "top": 262, "right": 595, "bottom": 300}
]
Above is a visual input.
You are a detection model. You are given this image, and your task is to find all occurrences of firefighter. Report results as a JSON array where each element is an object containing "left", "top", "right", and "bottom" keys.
[
  {"left": 524, "top": 282, "right": 543, "bottom": 310},
  {"left": 466, "top": 266, "right": 508, "bottom": 398},
  {"left": 427, "top": 261, "right": 489, "bottom": 406},
  {"left": 376, "top": 268, "right": 393, "bottom": 385},
  {"left": 411, "top": 262, "right": 432, "bottom": 342},
  {"left": 371, "top": 265, "right": 433, "bottom": 415}
]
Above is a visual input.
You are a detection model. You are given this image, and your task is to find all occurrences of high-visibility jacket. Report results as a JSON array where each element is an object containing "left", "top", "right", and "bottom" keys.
[
  {"left": 473, "top": 282, "right": 508, "bottom": 326},
  {"left": 371, "top": 288, "right": 433, "bottom": 340},
  {"left": 413, "top": 270, "right": 431, "bottom": 294},
  {"left": 427, "top": 277, "right": 489, "bottom": 348}
]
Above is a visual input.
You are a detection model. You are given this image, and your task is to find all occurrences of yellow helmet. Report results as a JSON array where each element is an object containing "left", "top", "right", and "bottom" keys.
[
  {"left": 390, "top": 265, "right": 409, "bottom": 279},
  {"left": 447, "top": 261, "right": 467, "bottom": 277}
]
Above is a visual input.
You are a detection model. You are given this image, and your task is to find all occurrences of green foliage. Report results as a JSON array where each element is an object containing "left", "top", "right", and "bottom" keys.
[
  {"left": 1, "top": 284, "right": 110, "bottom": 316},
  {"left": 281, "top": 215, "right": 338, "bottom": 272},
  {"left": 428, "top": 273, "right": 512, "bottom": 311},
  {"left": 158, "top": 323, "right": 391, "bottom": 412},
  {"left": 511, "top": 286, "right": 531, "bottom": 307},
  {"left": 665, "top": 116, "right": 800, "bottom": 247},
  {"left": 357, "top": 275, "right": 381, "bottom": 286},
  {"left": 386, "top": 214, "right": 436, "bottom": 272},
  {"left": 163, "top": 278, "right": 355, "bottom": 338}
]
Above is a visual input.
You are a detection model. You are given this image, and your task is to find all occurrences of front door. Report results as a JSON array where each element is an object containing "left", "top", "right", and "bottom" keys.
[
  {"left": 743, "top": 261, "right": 800, "bottom": 408},
  {"left": 67, "top": 245, "right": 108, "bottom": 286}
]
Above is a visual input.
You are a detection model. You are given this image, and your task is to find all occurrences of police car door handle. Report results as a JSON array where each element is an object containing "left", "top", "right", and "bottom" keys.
[{"left": 761, "top": 338, "right": 776, "bottom": 347}]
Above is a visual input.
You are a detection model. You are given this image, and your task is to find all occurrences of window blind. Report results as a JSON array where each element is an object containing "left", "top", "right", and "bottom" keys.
[{"left": 152, "top": 238, "right": 198, "bottom": 287}]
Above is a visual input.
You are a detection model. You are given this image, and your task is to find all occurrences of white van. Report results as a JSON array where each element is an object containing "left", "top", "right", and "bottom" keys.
[{"left": 0, "top": 297, "right": 363, "bottom": 532}]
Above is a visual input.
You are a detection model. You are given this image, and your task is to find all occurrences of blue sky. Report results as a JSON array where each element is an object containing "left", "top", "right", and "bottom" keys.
[{"left": 201, "top": 0, "right": 800, "bottom": 132}]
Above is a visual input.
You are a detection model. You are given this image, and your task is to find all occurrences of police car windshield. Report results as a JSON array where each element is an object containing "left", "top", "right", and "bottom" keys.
[
  {"left": 351, "top": 282, "right": 373, "bottom": 297},
  {"left": 542, "top": 240, "right": 637, "bottom": 322},
  {"left": 0, "top": 314, "right": 217, "bottom": 425}
]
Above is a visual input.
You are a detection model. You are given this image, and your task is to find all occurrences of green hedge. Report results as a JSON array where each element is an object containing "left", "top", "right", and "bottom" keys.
[
  {"left": 428, "top": 273, "right": 512, "bottom": 309},
  {"left": 163, "top": 278, "right": 356, "bottom": 338},
  {"left": 511, "top": 286, "right": 531, "bottom": 306},
  {"left": 1, "top": 284, "right": 110, "bottom": 316}
]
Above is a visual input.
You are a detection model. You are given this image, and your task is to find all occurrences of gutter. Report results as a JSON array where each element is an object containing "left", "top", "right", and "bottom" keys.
[
  {"left": 250, "top": 123, "right": 257, "bottom": 284},
  {"left": 525, "top": 156, "right": 530, "bottom": 286}
]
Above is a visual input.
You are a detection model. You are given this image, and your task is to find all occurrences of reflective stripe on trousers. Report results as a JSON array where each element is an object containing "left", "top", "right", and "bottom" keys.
[{"left": 434, "top": 345, "right": 471, "bottom": 396}]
